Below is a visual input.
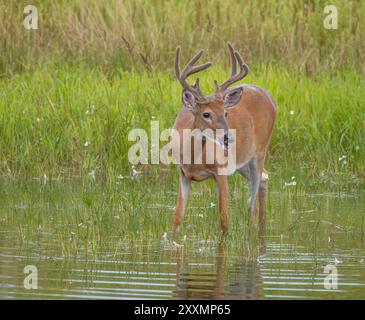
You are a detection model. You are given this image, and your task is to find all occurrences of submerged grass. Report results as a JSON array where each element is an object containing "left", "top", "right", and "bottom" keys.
[
  {"left": 1, "top": 173, "right": 364, "bottom": 259},
  {"left": 1, "top": 174, "right": 364, "bottom": 299},
  {"left": 0, "top": 63, "right": 364, "bottom": 179},
  {"left": 0, "top": 1, "right": 364, "bottom": 298}
]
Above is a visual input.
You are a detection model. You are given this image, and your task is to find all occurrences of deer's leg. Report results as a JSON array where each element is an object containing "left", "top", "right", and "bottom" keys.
[
  {"left": 238, "top": 156, "right": 268, "bottom": 224},
  {"left": 248, "top": 158, "right": 262, "bottom": 217},
  {"left": 237, "top": 157, "right": 261, "bottom": 218},
  {"left": 173, "top": 170, "right": 191, "bottom": 238},
  {"left": 237, "top": 162, "right": 251, "bottom": 181},
  {"left": 258, "top": 168, "right": 269, "bottom": 224},
  {"left": 237, "top": 163, "right": 252, "bottom": 210},
  {"left": 249, "top": 155, "right": 268, "bottom": 224},
  {"left": 215, "top": 174, "right": 229, "bottom": 235}
]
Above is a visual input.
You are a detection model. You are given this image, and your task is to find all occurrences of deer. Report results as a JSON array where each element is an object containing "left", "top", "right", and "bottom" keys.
[{"left": 171, "top": 43, "right": 276, "bottom": 237}]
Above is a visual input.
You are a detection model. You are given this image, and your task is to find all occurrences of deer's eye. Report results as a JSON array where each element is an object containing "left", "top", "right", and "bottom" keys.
[
  {"left": 202, "top": 112, "right": 211, "bottom": 119},
  {"left": 224, "top": 112, "right": 228, "bottom": 118}
]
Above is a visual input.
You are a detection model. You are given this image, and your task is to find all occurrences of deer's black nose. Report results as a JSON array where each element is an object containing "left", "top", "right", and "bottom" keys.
[
  {"left": 224, "top": 134, "right": 229, "bottom": 148},
  {"left": 223, "top": 131, "right": 234, "bottom": 148}
]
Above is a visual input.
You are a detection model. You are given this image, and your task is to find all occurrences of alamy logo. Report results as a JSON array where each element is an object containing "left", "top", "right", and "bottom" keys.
[
  {"left": 24, "top": 265, "right": 38, "bottom": 289},
  {"left": 23, "top": 5, "right": 38, "bottom": 30},
  {"left": 323, "top": 264, "right": 338, "bottom": 290},
  {"left": 128, "top": 121, "right": 237, "bottom": 175},
  {"left": 323, "top": 5, "right": 338, "bottom": 30}
]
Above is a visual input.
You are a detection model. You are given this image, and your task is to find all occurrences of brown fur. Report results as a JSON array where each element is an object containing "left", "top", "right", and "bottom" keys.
[
  {"left": 172, "top": 45, "right": 276, "bottom": 238},
  {"left": 172, "top": 85, "right": 276, "bottom": 237}
]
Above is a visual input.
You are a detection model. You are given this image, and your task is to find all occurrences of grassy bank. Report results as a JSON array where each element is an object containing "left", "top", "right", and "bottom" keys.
[
  {"left": 0, "top": 0, "right": 364, "bottom": 181},
  {"left": 0, "top": 63, "right": 364, "bottom": 180},
  {"left": 1, "top": 0, "right": 365, "bottom": 75}
]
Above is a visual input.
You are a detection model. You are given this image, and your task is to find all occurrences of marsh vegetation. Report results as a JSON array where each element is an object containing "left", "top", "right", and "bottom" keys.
[{"left": 0, "top": 0, "right": 364, "bottom": 299}]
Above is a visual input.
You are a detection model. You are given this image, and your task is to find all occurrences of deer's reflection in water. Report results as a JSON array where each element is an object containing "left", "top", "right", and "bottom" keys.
[{"left": 173, "top": 224, "right": 266, "bottom": 300}]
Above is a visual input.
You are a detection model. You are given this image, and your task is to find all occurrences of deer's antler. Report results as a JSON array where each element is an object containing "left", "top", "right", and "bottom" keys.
[
  {"left": 175, "top": 47, "right": 212, "bottom": 101},
  {"left": 214, "top": 43, "right": 249, "bottom": 94}
]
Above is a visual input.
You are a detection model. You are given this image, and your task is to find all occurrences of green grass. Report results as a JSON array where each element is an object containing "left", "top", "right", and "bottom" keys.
[
  {"left": 0, "top": 63, "right": 364, "bottom": 179},
  {"left": 1, "top": 0, "right": 365, "bottom": 74},
  {"left": 1, "top": 0, "right": 365, "bottom": 301},
  {"left": 0, "top": 0, "right": 364, "bottom": 180}
]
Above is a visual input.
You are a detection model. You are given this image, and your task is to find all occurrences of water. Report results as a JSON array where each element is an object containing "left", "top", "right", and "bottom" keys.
[{"left": 0, "top": 174, "right": 364, "bottom": 299}]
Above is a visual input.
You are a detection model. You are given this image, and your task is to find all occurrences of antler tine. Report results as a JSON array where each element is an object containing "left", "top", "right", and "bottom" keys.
[
  {"left": 180, "top": 50, "right": 204, "bottom": 77},
  {"left": 175, "top": 47, "right": 212, "bottom": 100},
  {"left": 215, "top": 43, "right": 249, "bottom": 94},
  {"left": 175, "top": 47, "right": 182, "bottom": 79},
  {"left": 180, "top": 49, "right": 212, "bottom": 80},
  {"left": 227, "top": 42, "right": 237, "bottom": 77},
  {"left": 233, "top": 50, "right": 249, "bottom": 79},
  {"left": 186, "top": 62, "right": 212, "bottom": 77},
  {"left": 193, "top": 78, "right": 205, "bottom": 98}
]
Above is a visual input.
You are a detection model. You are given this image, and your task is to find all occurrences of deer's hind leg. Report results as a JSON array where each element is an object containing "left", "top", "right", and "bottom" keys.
[
  {"left": 258, "top": 168, "right": 269, "bottom": 224},
  {"left": 237, "top": 156, "right": 267, "bottom": 222},
  {"left": 237, "top": 157, "right": 260, "bottom": 216}
]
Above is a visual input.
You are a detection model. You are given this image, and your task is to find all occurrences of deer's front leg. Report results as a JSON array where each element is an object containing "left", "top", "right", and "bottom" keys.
[
  {"left": 173, "top": 170, "right": 191, "bottom": 239},
  {"left": 215, "top": 175, "right": 229, "bottom": 235}
]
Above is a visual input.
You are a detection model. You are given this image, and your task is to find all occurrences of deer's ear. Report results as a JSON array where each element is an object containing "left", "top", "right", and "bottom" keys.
[
  {"left": 182, "top": 91, "right": 197, "bottom": 112},
  {"left": 224, "top": 87, "right": 243, "bottom": 108}
]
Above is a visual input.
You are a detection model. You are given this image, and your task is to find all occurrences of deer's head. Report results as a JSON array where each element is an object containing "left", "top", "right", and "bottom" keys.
[{"left": 175, "top": 43, "right": 249, "bottom": 149}]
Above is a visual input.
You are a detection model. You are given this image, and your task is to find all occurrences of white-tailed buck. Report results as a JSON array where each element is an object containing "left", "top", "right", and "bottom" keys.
[{"left": 172, "top": 43, "right": 276, "bottom": 236}]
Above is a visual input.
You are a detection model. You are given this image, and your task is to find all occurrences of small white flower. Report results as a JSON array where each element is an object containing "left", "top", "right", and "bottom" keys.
[
  {"left": 43, "top": 174, "right": 48, "bottom": 184},
  {"left": 360, "top": 259, "right": 364, "bottom": 264},
  {"left": 131, "top": 165, "right": 141, "bottom": 176},
  {"left": 88, "top": 170, "right": 96, "bottom": 179},
  {"left": 198, "top": 214, "right": 204, "bottom": 218},
  {"left": 289, "top": 110, "right": 295, "bottom": 116},
  {"left": 284, "top": 176, "right": 297, "bottom": 188},
  {"left": 210, "top": 202, "right": 216, "bottom": 208},
  {"left": 284, "top": 181, "right": 296, "bottom": 187},
  {"left": 117, "top": 174, "right": 124, "bottom": 180},
  {"left": 86, "top": 105, "right": 96, "bottom": 115},
  {"left": 183, "top": 235, "right": 187, "bottom": 241},
  {"left": 162, "top": 232, "right": 168, "bottom": 241},
  {"left": 84, "top": 141, "right": 90, "bottom": 147},
  {"left": 36, "top": 117, "right": 41, "bottom": 122},
  {"left": 339, "top": 155, "right": 346, "bottom": 161}
]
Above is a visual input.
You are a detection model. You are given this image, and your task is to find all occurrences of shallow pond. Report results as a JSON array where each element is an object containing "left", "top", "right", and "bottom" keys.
[{"left": 0, "top": 171, "right": 364, "bottom": 299}]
